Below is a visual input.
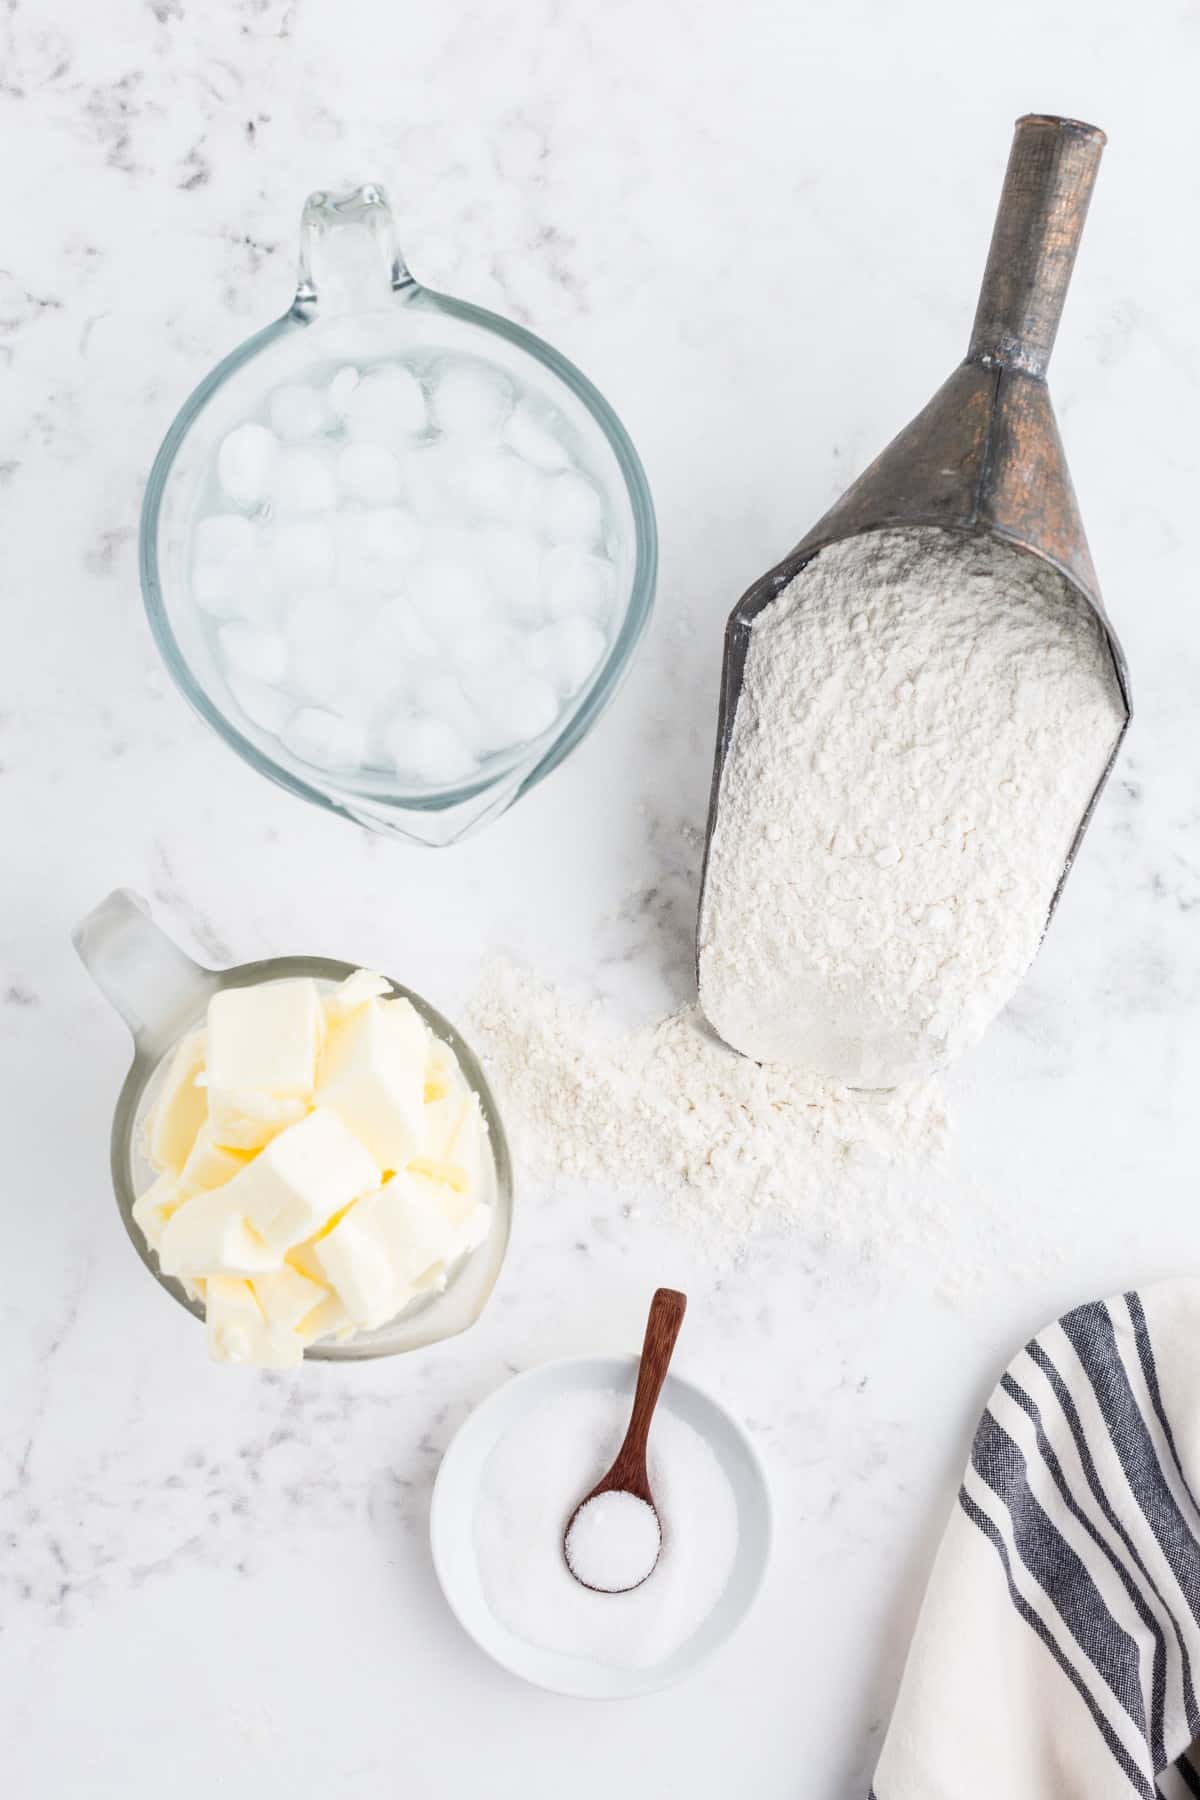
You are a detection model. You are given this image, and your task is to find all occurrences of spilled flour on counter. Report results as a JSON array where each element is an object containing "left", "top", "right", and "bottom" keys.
[
  {"left": 469, "top": 958, "right": 951, "bottom": 1260},
  {"left": 698, "top": 528, "right": 1126, "bottom": 1088}
]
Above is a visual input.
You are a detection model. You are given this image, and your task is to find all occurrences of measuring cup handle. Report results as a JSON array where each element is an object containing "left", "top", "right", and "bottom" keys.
[
  {"left": 967, "top": 114, "right": 1105, "bottom": 380},
  {"left": 294, "top": 182, "right": 413, "bottom": 318},
  {"left": 72, "top": 889, "right": 218, "bottom": 1056}
]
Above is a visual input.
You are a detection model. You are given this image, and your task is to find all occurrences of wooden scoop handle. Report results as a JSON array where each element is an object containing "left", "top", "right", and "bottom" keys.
[{"left": 602, "top": 1288, "right": 687, "bottom": 1503}]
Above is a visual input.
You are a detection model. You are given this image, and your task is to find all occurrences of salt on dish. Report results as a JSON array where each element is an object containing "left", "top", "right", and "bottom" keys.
[
  {"left": 564, "top": 1491, "right": 662, "bottom": 1593},
  {"left": 473, "top": 1388, "right": 739, "bottom": 1669}
]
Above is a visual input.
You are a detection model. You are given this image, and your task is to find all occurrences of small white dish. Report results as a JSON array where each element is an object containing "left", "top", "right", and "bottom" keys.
[{"left": 430, "top": 1354, "right": 772, "bottom": 1698}]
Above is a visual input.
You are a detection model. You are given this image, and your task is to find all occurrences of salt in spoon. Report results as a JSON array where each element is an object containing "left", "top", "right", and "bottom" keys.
[{"left": 563, "top": 1287, "right": 687, "bottom": 1594}]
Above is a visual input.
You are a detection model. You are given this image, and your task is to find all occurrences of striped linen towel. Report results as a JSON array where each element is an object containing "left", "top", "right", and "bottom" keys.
[{"left": 871, "top": 1282, "right": 1200, "bottom": 1799}]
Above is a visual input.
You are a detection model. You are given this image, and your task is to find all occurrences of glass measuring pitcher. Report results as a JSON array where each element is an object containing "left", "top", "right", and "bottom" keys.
[
  {"left": 140, "top": 185, "right": 657, "bottom": 846},
  {"left": 73, "top": 889, "right": 513, "bottom": 1361}
]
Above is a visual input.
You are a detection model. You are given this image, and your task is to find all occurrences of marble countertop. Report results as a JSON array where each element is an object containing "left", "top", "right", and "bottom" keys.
[{"left": 4, "top": 1, "right": 1199, "bottom": 1792}]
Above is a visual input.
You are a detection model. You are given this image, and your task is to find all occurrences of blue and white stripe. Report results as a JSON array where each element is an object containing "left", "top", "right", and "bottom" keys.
[{"left": 872, "top": 1283, "right": 1200, "bottom": 1799}]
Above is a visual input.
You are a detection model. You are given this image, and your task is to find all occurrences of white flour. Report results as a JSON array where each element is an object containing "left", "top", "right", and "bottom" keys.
[
  {"left": 698, "top": 528, "right": 1125, "bottom": 1087},
  {"left": 469, "top": 958, "right": 950, "bottom": 1260}
]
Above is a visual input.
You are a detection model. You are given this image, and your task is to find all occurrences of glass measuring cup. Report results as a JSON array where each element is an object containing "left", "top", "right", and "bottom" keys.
[
  {"left": 140, "top": 184, "right": 657, "bottom": 847},
  {"left": 72, "top": 889, "right": 513, "bottom": 1361}
]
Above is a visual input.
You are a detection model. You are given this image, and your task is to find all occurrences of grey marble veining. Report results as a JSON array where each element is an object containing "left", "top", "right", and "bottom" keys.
[{"left": 3, "top": 1, "right": 1200, "bottom": 1794}]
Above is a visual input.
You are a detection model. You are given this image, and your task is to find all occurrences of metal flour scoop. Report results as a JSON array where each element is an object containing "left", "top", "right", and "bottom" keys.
[{"left": 696, "top": 114, "right": 1131, "bottom": 1072}]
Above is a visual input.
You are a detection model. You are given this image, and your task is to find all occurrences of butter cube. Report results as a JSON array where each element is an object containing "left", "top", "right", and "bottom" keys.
[
  {"left": 131, "top": 1170, "right": 183, "bottom": 1254},
  {"left": 209, "top": 1092, "right": 309, "bottom": 1152},
  {"left": 424, "top": 1036, "right": 455, "bottom": 1104},
  {"left": 313, "top": 1192, "right": 406, "bottom": 1329},
  {"left": 159, "top": 1187, "right": 281, "bottom": 1279},
  {"left": 379, "top": 1173, "right": 460, "bottom": 1288},
  {"left": 218, "top": 1108, "right": 378, "bottom": 1254},
  {"left": 295, "top": 1291, "right": 355, "bottom": 1346},
  {"left": 179, "top": 1123, "right": 251, "bottom": 1195},
  {"left": 145, "top": 1030, "right": 207, "bottom": 1173},
  {"left": 316, "top": 1169, "right": 462, "bottom": 1331},
  {"left": 206, "top": 1275, "right": 303, "bottom": 1369},
  {"left": 316, "top": 997, "right": 428, "bottom": 1172},
  {"left": 284, "top": 1239, "right": 326, "bottom": 1284},
  {"left": 419, "top": 1075, "right": 489, "bottom": 1200},
  {"left": 252, "top": 1264, "right": 329, "bottom": 1332},
  {"left": 206, "top": 980, "right": 324, "bottom": 1150},
  {"left": 282, "top": 1245, "right": 352, "bottom": 1342},
  {"left": 323, "top": 968, "right": 392, "bottom": 1026},
  {"left": 407, "top": 1168, "right": 490, "bottom": 1283}
]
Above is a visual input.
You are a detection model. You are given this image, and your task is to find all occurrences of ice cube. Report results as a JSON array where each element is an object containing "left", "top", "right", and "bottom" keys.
[
  {"left": 540, "top": 545, "right": 616, "bottom": 619},
  {"left": 218, "top": 423, "right": 277, "bottom": 507},
  {"left": 269, "top": 446, "right": 338, "bottom": 514},
  {"left": 480, "top": 524, "right": 543, "bottom": 619},
  {"left": 337, "top": 442, "right": 403, "bottom": 505},
  {"left": 228, "top": 676, "right": 293, "bottom": 736},
  {"left": 420, "top": 673, "right": 486, "bottom": 752},
  {"left": 416, "top": 560, "right": 493, "bottom": 639},
  {"left": 386, "top": 715, "right": 479, "bottom": 786},
  {"left": 195, "top": 513, "right": 256, "bottom": 566},
  {"left": 352, "top": 508, "right": 423, "bottom": 587},
  {"left": 333, "top": 511, "right": 417, "bottom": 593},
  {"left": 459, "top": 652, "right": 529, "bottom": 704},
  {"left": 286, "top": 593, "right": 358, "bottom": 705},
  {"left": 269, "top": 383, "right": 327, "bottom": 442},
  {"left": 452, "top": 451, "right": 541, "bottom": 523},
  {"left": 450, "top": 621, "right": 510, "bottom": 671},
  {"left": 505, "top": 399, "right": 570, "bottom": 472},
  {"left": 332, "top": 508, "right": 379, "bottom": 591},
  {"left": 328, "top": 366, "right": 360, "bottom": 415},
  {"left": 281, "top": 706, "right": 367, "bottom": 770},
  {"left": 479, "top": 675, "right": 560, "bottom": 751},
  {"left": 343, "top": 365, "right": 427, "bottom": 442},
  {"left": 431, "top": 362, "right": 512, "bottom": 437},
  {"left": 366, "top": 506, "right": 422, "bottom": 559},
  {"left": 217, "top": 622, "right": 289, "bottom": 685},
  {"left": 266, "top": 518, "right": 337, "bottom": 586},
  {"left": 404, "top": 444, "right": 460, "bottom": 520},
  {"left": 371, "top": 597, "right": 439, "bottom": 663},
  {"left": 528, "top": 617, "right": 607, "bottom": 696},
  {"left": 352, "top": 601, "right": 439, "bottom": 713},
  {"left": 542, "top": 471, "right": 604, "bottom": 544},
  {"left": 193, "top": 560, "right": 244, "bottom": 618}
]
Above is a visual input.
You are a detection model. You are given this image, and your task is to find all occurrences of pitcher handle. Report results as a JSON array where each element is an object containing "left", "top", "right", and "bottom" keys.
[
  {"left": 294, "top": 182, "right": 413, "bottom": 320},
  {"left": 72, "top": 889, "right": 219, "bottom": 1056}
]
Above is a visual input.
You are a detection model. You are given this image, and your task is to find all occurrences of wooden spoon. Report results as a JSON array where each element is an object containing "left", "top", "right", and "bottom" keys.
[{"left": 563, "top": 1287, "right": 688, "bottom": 1593}]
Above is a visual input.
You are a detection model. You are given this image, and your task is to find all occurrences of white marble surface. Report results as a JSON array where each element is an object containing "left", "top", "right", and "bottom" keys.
[{"left": 3, "top": 0, "right": 1199, "bottom": 1791}]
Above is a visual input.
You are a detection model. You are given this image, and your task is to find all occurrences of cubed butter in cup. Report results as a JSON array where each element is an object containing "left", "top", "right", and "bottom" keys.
[
  {"left": 131, "top": 1170, "right": 184, "bottom": 1253},
  {"left": 145, "top": 1029, "right": 208, "bottom": 1173},
  {"left": 317, "top": 996, "right": 428, "bottom": 1171},
  {"left": 312, "top": 1195, "right": 404, "bottom": 1330},
  {"left": 252, "top": 1264, "right": 330, "bottom": 1331},
  {"left": 295, "top": 1290, "right": 355, "bottom": 1346},
  {"left": 130, "top": 969, "right": 495, "bottom": 1366},
  {"left": 217, "top": 1107, "right": 379, "bottom": 1253},
  {"left": 179, "top": 1123, "right": 251, "bottom": 1194},
  {"left": 209, "top": 1091, "right": 309, "bottom": 1152},
  {"left": 315, "top": 1169, "right": 462, "bottom": 1328},
  {"left": 420, "top": 1081, "right": 487, "bottom": 1196},
  {"left": 206, "top": 979, "right": 324, "bottom": 1148},
  {"left": 206, "top": 1275, "right": 303, "bottom": 1369},
  {"left": 159, "top": 1187, "right": 281, "bottom": 1279},
  {"left": 324, "top": 968, "right": 392, "bottom": 1025}
]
